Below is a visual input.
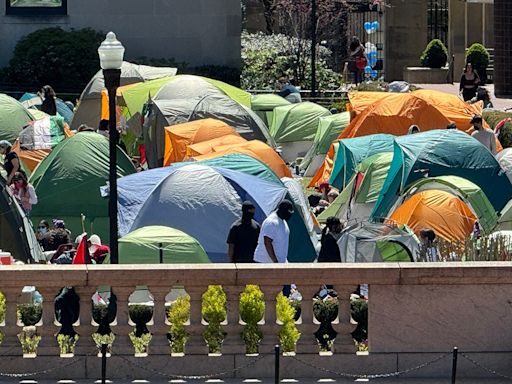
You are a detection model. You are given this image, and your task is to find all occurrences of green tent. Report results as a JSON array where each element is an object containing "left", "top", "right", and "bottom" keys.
[
  {"left": 329, "top": 134, "right": 395, "bottom": 190},
  {"left": 0, "top": 93, "right": 35, "bottom": 143},
  {"left": 119, "top": 226, "right": 210, "bottom": 264},
  {"left": 251, "top": 94, "right": 290, "bottom": 127},
  {"left": 302, "top": 112, "right": 351, "bottom": 175},
  {"left": 29, "top": 132, "right": 136, "bottom": 243},
  {"left": 498, "top": 199, "right": 512, "bottom": 231},
  {"left": 270, "top": 102, "right": 331, "bottom": 143},
  {"left": 372, "top": 130, "right": 512, "bottom": 220},
  {"left": 399, "top": 176, "right": 498, "bottom": 235},
  {"left": 318, "top": 152, "right": 393, "bottom": 223}
]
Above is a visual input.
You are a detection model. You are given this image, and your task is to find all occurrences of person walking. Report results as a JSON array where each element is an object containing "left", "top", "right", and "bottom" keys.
[
  {"left": 459, "top": 63, "right": 480, "bottom": 102},
  {"left": 318, "top": 217, "right": 343, "bottom": 263},
  {"left": 470, "top": 115, "right": 496, "bottom": 155},
  {"left": 253, "top": 200, "right": 294, "bottom": 264},
  {"left": 227, "top": 201, "right": 260, "bottom": 263},
  {"left": 0, "top": 140, "right": 19, "bottom": 185}
]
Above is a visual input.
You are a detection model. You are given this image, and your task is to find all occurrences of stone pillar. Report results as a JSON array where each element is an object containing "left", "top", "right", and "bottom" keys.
[
  {"left": 494, "top": 0, "right": 512, "bottom": 97},
  {"left": 449, "top": 0, "right": 466, "bottom": 80}
]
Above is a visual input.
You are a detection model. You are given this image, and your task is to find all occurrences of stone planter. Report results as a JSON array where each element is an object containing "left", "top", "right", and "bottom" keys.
[
  {"left": 23, "top": 353, "right": 37, "bottom": 359},
  {"left": 403, "top": 66, "right": 449, "bottom": 84}
]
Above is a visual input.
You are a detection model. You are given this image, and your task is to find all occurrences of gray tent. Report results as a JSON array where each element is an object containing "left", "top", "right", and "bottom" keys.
[
  {"left": 337, "top": 222, "right": 419, "bottom": 262},
  {"left": 0, "top": 177, "right": 44, "bottom": 263},
  {"left": 142, "top": 95, "right": 274, "bottom": 168},
  {"left": 71, "top": 61, "right": 177, "bottom": 130}
]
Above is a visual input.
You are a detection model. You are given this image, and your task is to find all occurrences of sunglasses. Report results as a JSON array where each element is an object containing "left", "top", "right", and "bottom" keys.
[{"left": 38, "top": 226, "right": 47, "bottom": 229}]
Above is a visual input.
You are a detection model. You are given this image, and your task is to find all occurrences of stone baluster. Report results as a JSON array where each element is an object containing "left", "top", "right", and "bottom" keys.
[
  {"left": 296, "top": 285, "right": 320, "bottom": 354},
  {"left": 110, "top": 286, "right": 132, "bottom": 355},
  {"left": 146, "top": 286, "right": 169, "bottom": 355},
  {"left": 73, "top": 286, "right": 97, "bottom": 355},
  {"left": 258, "top": 284, "right": 281, "bottom": 352},
  {"left": 36, "top": 287, "right": 58, "bottom": 355},
  {"left": 223, "top": 284, "right": 244, "bottom": 354},
  {"left": 332, "top": 284, "right": 358, "bottom": 353},
  {"left": 185, "top": 285, "right": 208, "bottom": 354},
  {"left": 2, "top": 288, "right": 20, "bottom": 350}
]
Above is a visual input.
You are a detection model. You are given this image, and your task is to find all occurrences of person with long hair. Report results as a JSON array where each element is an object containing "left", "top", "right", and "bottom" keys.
[
  {"left": 459, "top": 63, "right": 480, "bottom": 102},
  {"left": 10, "top": 172, "right": 37, "bottom": 215},
  {"left": 39, "top": 85, "right": 57, "bottom": 116},
  {"left": 349, "top": 36, "right": 367, "bottom": 85},
  {"left": 0, "top": 140, "right": 19, "bottom": 185},
  {"left": 318, "top": 216, "right": 343, "bottom": 262}
]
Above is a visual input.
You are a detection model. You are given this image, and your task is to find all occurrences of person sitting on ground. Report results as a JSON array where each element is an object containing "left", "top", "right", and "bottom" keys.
[
  {"left": 52, "top": 219, "right": 72, "bottom": 237},
  {"left": 407, "top": 125, "right": 420, "bottom": 134},
  {"left": 0, "top": 140, "right": 19, "bottom": 185},
  {"left": 470, "top": 114, "right": 496, "bottom": 155},
  {"left": 419, "top": 228, "right": 439, "bottom": 262},
  {"left": 10, "top": 172, "right": 37, "bottom": 215},
  {"left": 327, "top": 190, "right": 339, "bottom": 204},
  {"left": 40, "top": 221, "right": 71, "bottom": 252},
  {"left": 277, "top": 76, "right": 302, "bottom": 104},
  {"left": 36, "top": 220, "right": 50, "bottom": 244},
  {"left": 39, "top": 85, "right": 57, "bottom": 116},
  {"left": 227, "top": 201, "right": 260, "bottom": 263},
  {"left": 88, "top": 234, "right": 110, "bottom": 264},
  {"left": 318, "top": 217, "right": 344, "bottom": 263}
]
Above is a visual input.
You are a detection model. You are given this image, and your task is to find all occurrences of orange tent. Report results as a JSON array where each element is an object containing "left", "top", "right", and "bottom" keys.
[
  {"left": 186, "top": 134, "right": 247, "bottom": 158},
  {"left": 192, "top": 140, "right": 292, "bottom": 178},
  {"left": 340, "top": 90, "right": 483, "bottom": 139},
  {"left": 389, "top": 190, "right": 476, "bottom": 242},
  {"left": 347, "top": 91, "right": 392, "bottom": 114},
  {"left": 163, "top": 119, "right": 239, "bottom": 165}
]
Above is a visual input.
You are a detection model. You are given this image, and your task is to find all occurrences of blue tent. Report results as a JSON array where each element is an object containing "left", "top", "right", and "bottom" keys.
[
  {"left": 329, "top": 134, "right": 395, "bottom": 190},
  {"left": 118, "top": 163, "right": 313, "bottom": 262},
  {"left": 20, "top": 93, "right": 74, "bottom": 124},
  {"left": 372, "top": 129, "right": 512, "bottom": 219}
]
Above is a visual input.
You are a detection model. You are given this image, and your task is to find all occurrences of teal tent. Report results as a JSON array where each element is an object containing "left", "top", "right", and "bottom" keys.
[
  {"left": 372, "top": 130, "right": 512, "bottom": 220},
  {"left": 119, "top": 226, "right": 210, "bottom": 264},
  {"left": 0, "top": 93, "right": 35, "bottom": 143},
  {"left": 302, "top": 112, "right": 351, "bottom": 176},
  {"left": 328, "top": 134, "right": 395, "bottom": 190},
  {"left": 30, "top": 132, "right": 136, "bottom": 242},
  {"left": 251, "top": 94, "right": 290, "bottom": 127}
]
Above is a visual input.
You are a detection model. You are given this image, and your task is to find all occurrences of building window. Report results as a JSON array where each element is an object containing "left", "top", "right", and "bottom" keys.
[
  {"left": 428, "top": 0, "right": 448, "bottom": 48},
  {"left": 5, "top": 0, "right": 67, "bottom": 16}
]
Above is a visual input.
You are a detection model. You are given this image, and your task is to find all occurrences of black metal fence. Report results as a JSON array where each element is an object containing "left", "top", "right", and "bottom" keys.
[{"left": 428, "top": 0, "right": 449, "bottom": 48}]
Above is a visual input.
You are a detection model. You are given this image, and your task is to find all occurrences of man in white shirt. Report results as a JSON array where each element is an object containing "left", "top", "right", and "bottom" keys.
[
  {"left": 253, "top": 200, "right": 294, "bottom": 263},
  {"left": 470, "top": 115, "right": 496, "bottom": 155}
]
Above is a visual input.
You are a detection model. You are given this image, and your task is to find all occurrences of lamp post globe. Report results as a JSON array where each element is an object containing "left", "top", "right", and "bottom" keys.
[{"left": 98, "top": 31, "right": 124, "bottom": 264}]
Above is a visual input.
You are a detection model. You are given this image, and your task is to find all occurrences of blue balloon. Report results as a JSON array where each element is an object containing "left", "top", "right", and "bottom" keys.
[
  {"left": 372, "top": 21, "right": 380, "bottom": 30},
  {"left": 364, "top": 66, "right": 372, "bottom": 74},
  {"left": 371, "top": 69, "right": 378, "bottom": 79},
  {"left": 364, "top": 22, "right": 372, "bottom": 31},
  {"left": 368, "top": 57, "right": 377, "bottom": 67},
  {"left": 368, "top": 51, "right": 377, "bottom": 59}
]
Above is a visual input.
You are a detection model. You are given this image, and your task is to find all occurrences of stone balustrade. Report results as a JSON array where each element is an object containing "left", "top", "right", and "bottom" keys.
[{"left": 0, "top": 262, "right": 510, "bottom": 380}]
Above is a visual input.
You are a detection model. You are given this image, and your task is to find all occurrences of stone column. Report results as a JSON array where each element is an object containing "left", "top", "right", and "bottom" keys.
[{"left": 494, "top": 0, "right": 512, "bottom": 97}]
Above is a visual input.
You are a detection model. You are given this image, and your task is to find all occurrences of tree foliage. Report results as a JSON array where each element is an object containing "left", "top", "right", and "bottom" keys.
[
  {"left": 420, "top": 39, "right": 448, "bottom": 68},
  {"left": 466, "top": 43, "right": 490, "bottom": 84}
]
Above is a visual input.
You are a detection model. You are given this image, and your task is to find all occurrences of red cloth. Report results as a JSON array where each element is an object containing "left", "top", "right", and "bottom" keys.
[
  {"left": 494, "top": 118, "right": 511, "bottom": 136},
  {"left": 139, "top": 144, "right": 146, "bottom": 166},
  {"left": 91, "top": 245, "right": 110, "bottom": 264},
  {"left": 72, "top": 235, "right": 90, "bottom": 264}
]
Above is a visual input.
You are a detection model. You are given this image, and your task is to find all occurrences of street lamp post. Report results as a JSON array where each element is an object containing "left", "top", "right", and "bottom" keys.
[
  {"left": 98, "top": 32, "right": 124, "bottom": 264},
  {"left": 310, "top": 0, "right": 317, "bottom": 97}
]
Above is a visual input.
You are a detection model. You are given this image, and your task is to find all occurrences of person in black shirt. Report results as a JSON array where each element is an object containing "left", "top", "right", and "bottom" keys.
[
  {"left": 227, "top": 201, "right": 260, "bottom": 263},
  {"left": 318, "top": 216, "right": 343, "bottom": 262},
  {"left": 39, "top": 85, "right": 57, "bottom": 116},
  {"left": 0, "top": 140, "right": 19, "bottom": 185}
]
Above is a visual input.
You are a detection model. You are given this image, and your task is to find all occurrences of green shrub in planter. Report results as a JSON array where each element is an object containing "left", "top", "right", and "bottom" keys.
[
  {"left": 129, "top": 332, "right": 152, "bottom": 355},
  {"left": 466, "top": 43, "right": 489, "bottom": 84},
  {"left": 18, "top": 303, "right": 42, "bottom": 326},
  {"left": 0, "top": 292, "right": 6, "bottom": 324},
  {"left": 129, "top": 304, "right": 153, "bottom": 337},
  {"left": 313, "top": 299, "right": 338, "bottom": 352},
  {"left": 167, "top": 295, "right": 190, "bottom": 354},
  {"left": 239, "top": 285, "right": 265, "bottom": 354},
  {"left": 351, "top": 298, "right": 368, "bottom": 343},
  {"left": 18, "top": 325, "right": 41, "bottom": 355},
  {"left": 420, "top": 39, "right": 448, "bottom": 68},
  {"left": 92, "top": 332, "right": 115, "bottom": 355},
  {"left": 276, "top": 293, "right": 300, "bottom": 353},
  {"left": 57, "top": 334, "right": 79, "bottom": 355},
  {"left": 202, "top": 285, "right": 227, "bottom": 354}
]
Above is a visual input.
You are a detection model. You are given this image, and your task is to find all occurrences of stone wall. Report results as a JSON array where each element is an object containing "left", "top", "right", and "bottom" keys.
[{"left": 0, "top": 0, "right": 241, "bottom": 69}]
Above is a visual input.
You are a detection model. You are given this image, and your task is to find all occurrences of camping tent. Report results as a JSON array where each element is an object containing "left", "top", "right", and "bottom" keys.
[
  {"left": 497, "top": 200, "right": 512, "bottom": 231},
  {"left": 186, "top": 135, "right": 247, "bottom": 158},
  {"left": 396, "top": 176, "right": 498, "bottom": 234},
  {"left": 191, "top": 140, "right": 292, "bottom": 178},
  {"left": 142, "top": 95, "right": 272, "bottom": 168},
  {"left": 30, "top": 132, "right": 136, "bottom": 242},
  {"left": 251, "top": 94, "right": 291, "bottom": 127},
  {"left": 340, "top": 90, "right": 484, "bottom": 138},
  {"left": 117, "top": 164, "right": 293, "bottom": 263},
  {"left": 0, "top": 176, "right": 44, "bottom": 263},
  {"left": 0, "top": 93, "right": 35, "bottom": 143},
  {"left": 119, "top": 226, "right": 210, "bottom": 264},
  {"left": 309, "top": 133, "right": 395, "bottom": 189},
  {"left": 301, "top": 112, "right": 351, "bottom": 176},
  {"left": 346, "top": 91, "right": 391, "bottom": 113},
  {"left": 497, "top": 148, "right": 512, "bottom": 182},
  {"left": 20, "top": 93, "right": 74, "bottom": 124},
  {"left": 337, "top": 222, "right": 418, "bottom": 262},
  {"left": 318, "top": 152, "right": 393, "bottom": 224},
  {"left": 372, "top": 130, "right": 512, "bottom": 220},
  {"left": 270, "top": 102, "right": 331, "bottom": 161},
  {"left": 163, "top": 118, "right": 240, "bottom": 165},
  {"left": 389, "top": 190, "right": 477, "bottom": 242},
  {"left": 71, "top": 61, "right": 177, "bottom": 130}
]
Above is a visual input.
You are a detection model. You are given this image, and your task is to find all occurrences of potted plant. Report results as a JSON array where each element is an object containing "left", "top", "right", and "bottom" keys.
[
  {"left": 420, "top": 39, "right": 448, "bottom": 69},
  {"left": 404, "top": 39, "right": 449, "bottom": 83},
  {"left": 128, "top": 304, "right": 153, "bottom": 357},
  {"left": 91, "top": 293, "right": 117, "bottom": 357},
  {"left": 57, "top": 334, "right": 79, "bottom": 357},
  {"left": 202, "top": 285, "right": 227, "bottom": 355},
  {"left": 466, "top": 43, "right": 490, "bottom": 84},
  {"left": 313, "top": 298, "right": 338, "bottom": 354},
  {"left": 17, "top": 303, "right": 42, "bottom": 358},
  {"left": 239, "top": 285, "right": 265, "bottom": 355},
  {"left": 0, "top": 292, "right": 6, "bottom": 346},
  {"left": 166, "top": 295, "right": 190, "bottom": 357},
  {"left": 55, "top": 287, "right": 80, "bottom": 357},
  {"left": 351, "top": 297, "right": 368, "bottom": 355},
  {"left": 276, "top": 293, "right": 300, "bottom": 355}
]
